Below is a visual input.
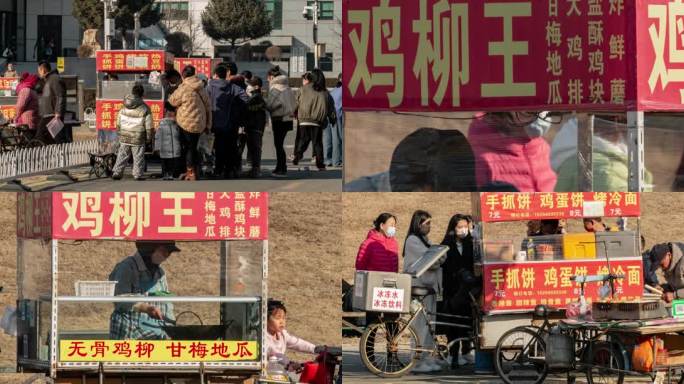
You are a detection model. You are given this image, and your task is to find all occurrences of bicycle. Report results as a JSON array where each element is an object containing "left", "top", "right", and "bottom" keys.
[
  {"left": 358, "top": 286, "right": 477, "bottom": 378},
  {"left": 494, "top": 273, "right": 627, "bottom": 384},
  {"left": 0, "top": 123, "right": 45, "bottom": 151}
]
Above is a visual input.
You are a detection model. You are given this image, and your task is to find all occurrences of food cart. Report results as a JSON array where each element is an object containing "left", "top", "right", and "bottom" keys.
[
  {"left": 15, "top": 192, "right": 270, "bottom": 383},
  {"left": 95, "top": 50, "right": 173, "bottom": 154},
  {"left": 472, "top": 192, "right": 645, "bottom": 351},
  {"left": 0, "top": 76, "right": 19, "bottom": 122}
]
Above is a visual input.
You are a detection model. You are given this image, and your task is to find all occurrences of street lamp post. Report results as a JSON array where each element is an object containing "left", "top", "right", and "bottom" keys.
[
  {"left": 313, "top": 0, "right": 319, "bottom": 70},
  {"left": 303, "top": 1, "right": 319, "bottom": 70},
  {"left": 102, "top": 0, "right": 117, "bottom": 50}
]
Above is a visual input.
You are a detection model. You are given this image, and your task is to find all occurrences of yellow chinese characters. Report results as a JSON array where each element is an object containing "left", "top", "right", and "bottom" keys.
[
  {"left": 348, "top": 0, "right": 404, "bottom": 107},
  {"left": 481, "top": 3, "right": 535, "bottom": 98},
  {"left": 61, "top": 193, "right": 103, "bottom": 236},
  {"left": 647, "top": 1, "right": 684, "bottom": 102},
  {"left": 108, "top": 193, "right": 151, "bottom": 237},
  {"left": 158, "top": 193, "right": 197, "bottom": 234},
  {"left": 412, "top": 0, "right": 469, "bottom": 107}
]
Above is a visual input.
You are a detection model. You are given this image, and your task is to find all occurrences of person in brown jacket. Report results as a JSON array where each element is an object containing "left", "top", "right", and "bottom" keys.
[{"left": 168, "top": 65, "right": 212, "bottom": 180}]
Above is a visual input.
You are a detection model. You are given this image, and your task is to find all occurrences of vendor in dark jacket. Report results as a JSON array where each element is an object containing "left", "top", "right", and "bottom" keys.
[
  {"left": 649, "top": 242, "right": 684, "bottom": 302},
  {"left": 36, "top": 61, "right": 66, "bottom": 144},
  {"left": 205, "top": 64, "right": 249, "bottom": 179},
  {"left": 439, "top": 214, "right": 478, "bottom": 367}
]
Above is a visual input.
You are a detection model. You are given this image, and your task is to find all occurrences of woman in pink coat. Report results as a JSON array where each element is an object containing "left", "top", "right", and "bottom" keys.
[
  {"left": 14, "top": 73, "right": 41, "bottom": 135},
  {"left": 355, "top": 213, "right": 399, "bottom": 273},
  {"left": 468, "top": 112, "right": 557, "bottom": 192}
]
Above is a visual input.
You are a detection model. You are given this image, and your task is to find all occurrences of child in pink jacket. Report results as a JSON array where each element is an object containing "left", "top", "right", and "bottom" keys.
[{"left": 266, "top": 300, "right": 321, "bottom": 367}]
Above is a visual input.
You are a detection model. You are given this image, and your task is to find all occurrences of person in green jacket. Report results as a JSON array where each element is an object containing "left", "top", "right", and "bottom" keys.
[{"left": 551, "top": 116, "right": 653, "bottom": 191}]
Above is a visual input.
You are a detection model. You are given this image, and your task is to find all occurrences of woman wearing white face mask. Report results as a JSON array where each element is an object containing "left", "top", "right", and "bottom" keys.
[
  {"left": 355, "top": 213, "right": 400, "bottom": 350},
  {"left": 403, "top": 210, "right": 445, "bottom": 373},
  {"left": 439, "top": 214, "right": 477, "bottom": 368},
  {"left": 355, "top": 213, "right": 399, "bottom": 273}
]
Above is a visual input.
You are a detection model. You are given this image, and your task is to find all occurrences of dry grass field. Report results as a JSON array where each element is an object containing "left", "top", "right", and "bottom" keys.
[{"left": 0, "top": 193, "right": 343, "bottom": 379}]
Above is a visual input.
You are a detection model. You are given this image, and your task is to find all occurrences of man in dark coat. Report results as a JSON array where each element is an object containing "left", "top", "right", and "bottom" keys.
[
  {"left": 205, "top": 64, "right": 249, "bottom": 179},
  {"left": 36, "top": 61, "right": 66, "bottom": 144}
]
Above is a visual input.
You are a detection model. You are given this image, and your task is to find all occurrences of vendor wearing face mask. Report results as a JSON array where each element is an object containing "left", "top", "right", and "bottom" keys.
[
  {"left": 467, "top": 111, "right": 557, "bottom": 192},
  {"left": 109, "top": 241, "right": 180, "bottom": 340},
  {"left": 439, "top": 214, "right": 477, "bottom": 367},
  {"left": 649, "top": 242, "right": 684, "bottom": 303},
  {"left": 355, "top": 213, "right": 399, "bottom": 273},
  {"left": 354, "top": 212, "right": 400, "bottom": 355},
  {"left": 403, "top": 210, "right": 445, "bottom": 373}
]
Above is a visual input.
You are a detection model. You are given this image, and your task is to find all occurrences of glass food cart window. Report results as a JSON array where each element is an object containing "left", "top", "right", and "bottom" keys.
[
  {"left": 479, "top": 220, "right": 640, "bottom": 263},
  {"left": 52, "top": 240, "right": 264, "bottom": 363},
  {"left": 99, "top": 80, "right": 163, "bottom": 100}
]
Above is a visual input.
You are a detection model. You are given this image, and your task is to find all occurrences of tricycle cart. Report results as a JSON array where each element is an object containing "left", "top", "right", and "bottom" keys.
[
  {"left": 356, "top": 192, "right": 647, "bottom": 379},
  {"left": 15, "top": 192, "right": 270, "bottom": 383}
]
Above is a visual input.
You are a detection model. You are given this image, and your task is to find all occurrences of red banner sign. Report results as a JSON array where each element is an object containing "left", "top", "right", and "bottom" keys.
[
  {"left": 60, "top": 340, "right": 258, "bottom": 362},
  {"left": 174, "top": 58, "right": 221, "bottom": 79},
  {"left": 343, "top": 0, "right": 634, "bottom": 112},
  {"left": 0, "top": 77, "right": 18, "bottom": 91},
  {"left": 96, "top": 50, "right": 169, "bottom": 73},
  {"left": 51, "top": 192, "right": 269, "bottom": 240},
  {"left": 483, "top": 258, "right": 644, "bottom": 313},
  {"left": 96, "top": 99, "right": 164, "bottom": 131},
  {"left": 0, "top": 104, "right": 17, "bottom": 121},
  {"left": 479, "top": 192, "right": 640, "bottom": 222},
  {"left": 16, "top": 192, "right": 53, "bottom": 239},
  {"left": 636, "top": 0, "right": 684, "bottom": 110}
]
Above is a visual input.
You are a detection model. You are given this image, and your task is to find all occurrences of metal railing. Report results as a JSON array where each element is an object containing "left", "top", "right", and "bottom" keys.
[{"left": 0, "top": 139, "right": 98, "bottom": 181}]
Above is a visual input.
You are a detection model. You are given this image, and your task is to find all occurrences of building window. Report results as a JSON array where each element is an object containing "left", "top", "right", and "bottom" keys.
[
  {"left": 264, "top": 0, "right": 283, "bottom": 30},
  {"left": 306, "top": 1, "right": 334, "bottom": 21},
  {"left": 157, "top": 1, "right": 189, "bottom": 21}
]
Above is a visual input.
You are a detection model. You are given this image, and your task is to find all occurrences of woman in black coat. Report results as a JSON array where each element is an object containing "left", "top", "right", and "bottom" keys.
[{"left": 439, "top": 214, "right": 479, "bottom": 367}]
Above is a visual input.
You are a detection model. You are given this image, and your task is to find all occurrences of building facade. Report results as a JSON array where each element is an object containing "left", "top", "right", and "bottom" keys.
[
  {"left": 158, "top": 0, "right": 342, "bottom": 76},
  {"left": 0, "top": 0, "right": 81, "bottom": 62}
]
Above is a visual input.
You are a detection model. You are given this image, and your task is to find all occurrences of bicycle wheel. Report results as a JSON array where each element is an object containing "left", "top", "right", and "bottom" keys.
[
  {"left": 494, "top": 326, "right": 548, "bottom": 384},
  {"left": 359, "top": 318, "right": 418, "bottom": 378},
  {"left": 26, "top": 138, "right": 44, "bottom": 148},
  {"left": 585, "top": 341, "right": 625, "bottom": 384}
]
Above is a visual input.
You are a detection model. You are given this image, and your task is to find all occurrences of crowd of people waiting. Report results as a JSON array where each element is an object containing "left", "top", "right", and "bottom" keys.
[{"left": 111, "top": 62, "right": 343, "bottom": 181}]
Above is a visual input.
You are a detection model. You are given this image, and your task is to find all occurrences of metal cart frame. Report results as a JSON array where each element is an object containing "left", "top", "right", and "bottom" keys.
[{"left": 15, "top": 192, "right": 270, "bottom": 382}]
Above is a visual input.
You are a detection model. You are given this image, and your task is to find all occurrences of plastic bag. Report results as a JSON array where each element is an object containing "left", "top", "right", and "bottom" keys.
[
  {"left": 0, "top": 306, "right": 17, "bottom": 336},
  {"left": 197, "top": 132, "right": 214, "bottom": 155},
  {"left": 632, "top": 337, "right": 654, "bottom": 372}
]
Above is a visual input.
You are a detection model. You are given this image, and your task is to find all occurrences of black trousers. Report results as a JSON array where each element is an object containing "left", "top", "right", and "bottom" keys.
[
  {"left": 295, "top": 124, "right": 324, "bottom": 169},
  {"left": 246, "top": 129, "right": 263, "bottom": 170},
  {"left": 272, "top": 120, "right": 292, "bottom": 173},
  {"left": 180, "top": 130, "right": 200, "bottom": 169},
  {"left": 161, "top": 158, "right": 182, "bottom": 178},
  {"left": 214, "top": 130, "right": 240, "bottom": 177}
]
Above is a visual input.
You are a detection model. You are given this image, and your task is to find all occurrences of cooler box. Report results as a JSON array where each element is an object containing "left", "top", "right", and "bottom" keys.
[
  {"left": 352, "top": 271, "right": 412, "bottom": 314},
  {"left": 563, "top": 233, "right": 597, "bottom": 260},
  {"left": 595, "top": 231, "right": 639, "bottom": 258}
]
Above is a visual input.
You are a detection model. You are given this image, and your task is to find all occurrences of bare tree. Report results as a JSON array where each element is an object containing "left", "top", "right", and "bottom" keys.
[{"left": 160, "top": 8, "right": 210, "bottom": 56}]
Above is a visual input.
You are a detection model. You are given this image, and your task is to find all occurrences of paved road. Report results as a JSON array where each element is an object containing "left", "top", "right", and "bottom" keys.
[
  {"left": 342, "top": 345, "right": 656, "bottom": 384},
  {"left": 0, "top": 126, "right": 342, "bottom": 192}
]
